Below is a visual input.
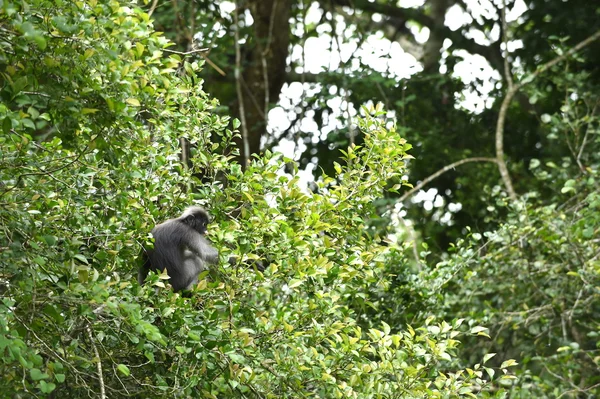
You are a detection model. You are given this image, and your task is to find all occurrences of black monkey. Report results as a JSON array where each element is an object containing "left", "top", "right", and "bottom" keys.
[{"left": 138, "top": 206, "right": 219, "bottom": 292}]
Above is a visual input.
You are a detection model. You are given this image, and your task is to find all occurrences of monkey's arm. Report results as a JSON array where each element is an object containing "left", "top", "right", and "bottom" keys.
[
  {"left": 187, "top": 235, "right": 219, "bottom": 264},
  {"left": 137, "top": 248, "right": 152, "bottom": 285}
]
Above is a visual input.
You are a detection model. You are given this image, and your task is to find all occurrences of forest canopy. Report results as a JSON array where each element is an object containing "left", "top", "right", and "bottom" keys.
[{"left": 0, "top": 0, "right": 599, "bottom": 398}]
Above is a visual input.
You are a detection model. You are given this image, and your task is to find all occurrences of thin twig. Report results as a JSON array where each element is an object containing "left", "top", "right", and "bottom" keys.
[
  {"left": 398, "top": 214, "right": 420, "bottom": 265},
  {"left": 576, "top": 103, "right": 596, "bottom": 172},
  {"left": 86, "top": 326, "right": 106, "bottom": 399},
  {"left": 329, "top": 7, "right": 354, "bottom": 146},
  {"left": 234, "top": 1, "right": 250, "bottom": 167},
  {"left": 179, "top": 137, "right": 188, "bottom": 168},
  {"left": 240, "top": 77, "right": 266, "bottom": 119},
  {"left": 13, "top": 314, "right": 69, "bottom": 365},
  {"left": 189, "top": 1, "right": 196, "bottom": 50},
  {"left": 147, "top": 0, "right": 159, "bottom": 17},
  {"left": 201, "top": 54, "right": 227, "bottom": 76},
  {"left": 162, "top": 48, "right": 209, "bottom": 56},
  {"left": 557, "top": 383, "right": 600, "bottom": 399},
  {"left": 399, "top": 157, "right": 498, "bottom": 202},
  {"left": 567, "top": 287, "right": 584, "bottom": 324},
  {"left": 22, "top": 91, "right": 51, "bottom": 98},
  {"left": 171, "top": 0, "right": 184, "bottom": 43},
  {"left": 179, "top": 136, "right": 191, "bottom": 192},
  {"left": 1, "top": 132, "right": 98, "bottom": 197}
]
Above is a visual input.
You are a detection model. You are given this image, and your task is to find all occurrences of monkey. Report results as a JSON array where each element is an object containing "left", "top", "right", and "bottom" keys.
[{"left": 138, "top": 206, "right": 219, "bottom": 292}]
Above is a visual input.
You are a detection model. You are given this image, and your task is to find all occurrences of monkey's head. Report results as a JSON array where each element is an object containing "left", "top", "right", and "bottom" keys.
[{"left": 180, "top": 206, "right": 211, "bottom": 235}]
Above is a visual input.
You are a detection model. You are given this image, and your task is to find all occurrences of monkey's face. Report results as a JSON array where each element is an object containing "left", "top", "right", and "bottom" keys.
[{"left": 184, "top": 212, "right": 209, "bottom": 235}]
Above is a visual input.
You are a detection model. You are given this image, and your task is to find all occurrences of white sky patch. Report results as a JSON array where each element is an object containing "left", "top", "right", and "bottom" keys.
[
  {"left": 507, "top": 0, "right": 528, "bottom": 22},
  {"left": 448, "top": 202, "right": 463, "bottom": 212},
  {"left": 361, "top": 38, "right": 422, "bottom": 77},
  {"left": 399, "top": 0, "right": 426, "bottom": 7},
  {"left": 268, "top": 107, "right": 291, "bottom": 133},
  {"left": 453, "top": 51, "right": 501, "bottom": 113},
  {"left": 413, "top": 188, "right": 438, "bottom": 206},
  {"left": 219, "top": 1, "right": 235, "bottom": 14},
  {"left": 507, "top": 39, "right": 524, "bottom": 52},
  {"left": 446, "top": 4, "right": 470, "bottom": 31},
  {"left": 305, "top": 1, "right": 324, "bottom": 25},
  {"left": 408, "top": 22, "right": 430, "bottom": 44},
  {"left": 466, "top": 0, "right": 498, "bottom": 23},
  {"left": 302, "top": 36, "right": 342, "bottom": 72}
]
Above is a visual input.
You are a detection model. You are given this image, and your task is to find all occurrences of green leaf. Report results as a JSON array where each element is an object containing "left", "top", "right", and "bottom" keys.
[
  {"left": 126, "top": 98, "right": 141, "bottom": 107},
  {"left": 470, "top": 326, "right": 490, "bottom": 338},
  {"left": 39, "top": 380, "right": 56, "bottom": 393},
  {"left": 382, "top": 321, "right": 391, "bottom": 335},
  {"left": 288, "top": 279, "right": 303, "bottom": 289},
  {"left": 30, "top": 368, "right": 49, "bottom": 381},
  {"left": 2, "top": 117, "right": 11, "bottom": 134},
  {"left": 42, "top": 235, "right": 57, "bottom": 246},
  {"left": 483, "top": 353, "right": 496, "bottom": 364},
  {"left": 242, "top": 191, "right": 254, "bottom": 202},
  {"left": 135, "top": 42, "right": 145, "bottom": 57},
  {"left": 117, "top": 364, "right": 130, "bottom": 376},
  {"left": 19, "top": 22, "right": 47, "bottom": 50},
  {"left": 500, "top": 359, "right": 518, "bottom": 369},
  {"left": 333, "top": 162, "right": 342, "bottom": 175},
  {"left": 73, "top": 254, "right": 89, "bottom": 264}
]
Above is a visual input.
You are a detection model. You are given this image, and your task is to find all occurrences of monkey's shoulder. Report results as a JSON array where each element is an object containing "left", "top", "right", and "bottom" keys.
[{"left": 152, "top": 219, "right": 192, "bottom": 234}]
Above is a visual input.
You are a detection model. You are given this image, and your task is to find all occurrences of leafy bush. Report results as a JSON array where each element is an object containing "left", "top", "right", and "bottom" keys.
[
  {"left": 0, "top": 1, "right": 512, "bottom": 398},
  {"left": 417, "top": 72, "right": 600, "bottom": 397}
]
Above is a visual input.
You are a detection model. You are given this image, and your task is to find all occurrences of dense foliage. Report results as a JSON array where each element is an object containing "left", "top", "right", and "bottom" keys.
[
  {"left": 1, "top": 0, "right": 598, "bottom": 398},
  {"left": 423, "top": 73, "right": 600, "bottom": 397},
  {"left": 0, "top": 1, "right": 518, "bottom": 398}
]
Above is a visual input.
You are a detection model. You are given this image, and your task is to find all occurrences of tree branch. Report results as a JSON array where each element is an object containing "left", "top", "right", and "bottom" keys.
[
  {"left": 501, "top": 1, "right": 514, "bottom": 89},
  {"left": 162, "top": 48, "right": 209, "bottom": 56},
  {"left": 86, "top": 326, "right": 106, "bottom": 399},
  {"left": 520, "top": 30, "right": 600, "bottom": 88},
  {"left": 495, "top": 28, "right": 600, "bottom": 201},
  {"left": 234, "top": 1, "right": 250, "bottom": 167},
  {"left": 399, "top": 157, "right": 498, "bottom": 202},
  {"left": 495, "top": 0, "right": 517, "bottom": 201},
  {"left": 495, "top": 85, "right": 518, "bottom": 201},
  {"left": 147, "top": 0, "right": 159, "bottom": 17},
  {"left": 322, "top": 0, "right": 502, "bottom": 70},
  {"left": 325, "top": 0, "right": 431, "bottom": 26}
]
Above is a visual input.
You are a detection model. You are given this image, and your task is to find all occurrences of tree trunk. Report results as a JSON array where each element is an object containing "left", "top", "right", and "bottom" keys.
[
  {"left": 235, "top": 0, "right": 292, "bottom": 162},
  {"left": 422, "top": 0, "right": 450, "bottom": 72}
]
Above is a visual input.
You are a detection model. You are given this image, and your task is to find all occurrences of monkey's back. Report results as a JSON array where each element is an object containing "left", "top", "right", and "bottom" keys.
[{"left": 147, "top": 219, "right": 196, "bottom": 291}]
